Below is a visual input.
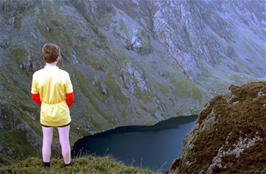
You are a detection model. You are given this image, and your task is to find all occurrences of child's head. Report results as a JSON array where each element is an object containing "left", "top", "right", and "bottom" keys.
[{"left": 42, "top": 43, "right": 61, "bottom": 63}]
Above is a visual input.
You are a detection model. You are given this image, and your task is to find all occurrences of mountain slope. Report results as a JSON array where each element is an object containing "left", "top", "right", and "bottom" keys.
[
  {"left": 0, "top": 0, "right": 265, "bottom": 164},
  {"left": 170, "top": 81, "right": 266, "bottom": 173}
]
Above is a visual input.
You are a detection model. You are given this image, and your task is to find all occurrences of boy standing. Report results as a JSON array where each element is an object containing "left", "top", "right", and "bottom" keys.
[{"left": 31, "top": 43, "right": 74, "bottom": 167}]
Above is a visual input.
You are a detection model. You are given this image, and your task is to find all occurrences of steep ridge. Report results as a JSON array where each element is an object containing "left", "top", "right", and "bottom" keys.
[{"left": 170, "top": 82, "right": 266, "bottom": 174}]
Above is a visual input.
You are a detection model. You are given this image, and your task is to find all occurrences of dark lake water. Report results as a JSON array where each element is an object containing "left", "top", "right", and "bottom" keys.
[{"left": 72, "top": 115, "right": 197, "bottom": 172}]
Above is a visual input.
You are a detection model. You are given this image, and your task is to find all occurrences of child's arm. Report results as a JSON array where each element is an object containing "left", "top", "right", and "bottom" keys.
[
  {"left": 32, "top": 93, "right": 42, "bottom": 105},
  {"left": 65, "top": 73, "right": 74, "bottom": 109},
  {"left": 31, "top": 73, "right": 42, "bottom": 106},
  {"left": 66, "top": 92, "right": 74, "bottom": 109}
]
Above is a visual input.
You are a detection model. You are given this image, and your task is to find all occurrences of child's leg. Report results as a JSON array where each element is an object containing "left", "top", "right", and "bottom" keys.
[
  {"left": 42, "top": 126, "right": 53, "bottom": 163},
  {"left": 58, "top": 125, "right": 71, "bottom": 165}
]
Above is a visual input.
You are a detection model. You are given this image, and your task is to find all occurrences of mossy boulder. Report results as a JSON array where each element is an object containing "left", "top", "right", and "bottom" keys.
[{"left": 170, "top": 81, "right": 266, "bottom": 174}]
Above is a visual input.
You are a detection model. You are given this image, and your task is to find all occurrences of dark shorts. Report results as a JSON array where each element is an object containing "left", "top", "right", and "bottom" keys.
[{"left": 41, "top": 122, "right": 71, "bottom": 128}]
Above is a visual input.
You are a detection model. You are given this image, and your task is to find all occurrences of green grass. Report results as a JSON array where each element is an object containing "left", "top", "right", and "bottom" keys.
[
  {"left": 73, "top": 68, "right": 129, "bottom": 129},
  {"left": 6, "top": 45, "right": 28, "bottom": 64},
  {"left": 0, "top": 0, "right": 35, "bottom": 29},
  {"left": 168, "top": 73, "right": 204, "bottom": 101},
  {"left": 36, "top": 1, "right": 75, "bottom": 55},
  {"left": 135, "top": 88, "right": 154, "bottom": 104},
  {"left": 0, "top": 130, "right": 38, "bottom": 160},
  {"left": 104, "top": 74, "right": 130, "bottom": 105},
  {"left": 97, "top": 13, "right": 112, "bottom": 27},
  {"left": 0, "top": 156, "right": 155, "bottom": 174},
  {"left": 154, "top": 82, "right": 171, "bottom": 96},
  {"left": 118, "top": 19, "right": 129, "bottom": 37},
  {"left": 73, "top": 69, "right": 104, "bottom": 131}
]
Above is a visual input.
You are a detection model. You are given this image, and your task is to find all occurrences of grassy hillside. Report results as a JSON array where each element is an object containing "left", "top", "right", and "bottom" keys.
[
  {"left": 0, "top": 0, "right": 207, "bottom": 165},
  {"left": 0, "top": 156, "right": 155, "bottom": 174},
  {"left": 0, "top": 0, "right": 264, "bottom": 167}
]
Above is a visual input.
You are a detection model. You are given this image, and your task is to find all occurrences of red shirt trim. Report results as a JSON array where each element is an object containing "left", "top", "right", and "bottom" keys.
[
  {"left": 66, "top": 92, "right": 74, "bottom": 109},
  {"left": 31, "top": 93, "right": 42, "bottom": 105}
]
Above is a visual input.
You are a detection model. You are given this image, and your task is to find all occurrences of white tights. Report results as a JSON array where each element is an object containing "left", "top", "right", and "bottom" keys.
[{"left": 42, "top": 125, "right": 71, "bottom": 164}]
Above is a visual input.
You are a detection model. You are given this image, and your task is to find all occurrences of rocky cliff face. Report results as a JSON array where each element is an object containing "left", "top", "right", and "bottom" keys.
[
  {"left": 0, "top": 0, "right": 265, "bottom": 163},
  {"left": 170, "top": 82, "right": 266, "bottom": 173},
  {"left": 153, "top": 0, "right": 266, "bottom": 93}
]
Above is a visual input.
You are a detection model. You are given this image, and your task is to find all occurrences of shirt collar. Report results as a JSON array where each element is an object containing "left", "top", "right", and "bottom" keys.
[{"left": 44, "top": 63, "right": 58, "bottom": 69}]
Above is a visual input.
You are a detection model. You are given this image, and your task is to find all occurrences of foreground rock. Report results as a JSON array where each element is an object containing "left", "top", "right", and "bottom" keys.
[{"left": 170, "top": 81, "right": 266, "bottom": 174}]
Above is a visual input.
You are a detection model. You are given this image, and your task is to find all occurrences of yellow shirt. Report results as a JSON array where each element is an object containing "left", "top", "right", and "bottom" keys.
[{"left": 31, "top": 64, "right": 73, "bottom": 127}]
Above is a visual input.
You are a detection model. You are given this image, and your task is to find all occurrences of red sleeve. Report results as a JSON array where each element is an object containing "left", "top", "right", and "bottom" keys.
[
  {"left": 31, "top": 93, "right": 42, "bottom": 106},
  {"left": 66, "top": 92, "right": 74, "bottom": 109}
]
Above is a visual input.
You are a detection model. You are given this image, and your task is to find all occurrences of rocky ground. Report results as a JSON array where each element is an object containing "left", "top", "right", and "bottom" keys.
[{"left": 170, "top": 82, "right": 266, "bottom": 174}]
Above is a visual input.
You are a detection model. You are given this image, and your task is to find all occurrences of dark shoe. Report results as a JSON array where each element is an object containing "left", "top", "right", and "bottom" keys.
[
  {"left": 64, "top": 162, "right": 72, "bottom": 167},
  {"left": 43, "top": 162, "right": 51, "bottom": 167}
]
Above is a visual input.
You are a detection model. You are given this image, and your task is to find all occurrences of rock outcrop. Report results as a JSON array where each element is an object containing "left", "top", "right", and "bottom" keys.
[{"left": 170, "top": 82, "right": 266, "bottom": 174}]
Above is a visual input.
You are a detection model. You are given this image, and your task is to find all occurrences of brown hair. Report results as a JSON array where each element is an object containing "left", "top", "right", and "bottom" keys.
[{"left": 42, "top": 43, "right": 61, "bottom": 63}]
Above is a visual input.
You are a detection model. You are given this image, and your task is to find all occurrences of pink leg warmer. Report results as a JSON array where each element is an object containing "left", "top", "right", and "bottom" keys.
[
  {"left": 42, "top": 126, "right": 53, "bottom": 163},
  {"left": 58, "top": 125, "right": 71, "bottom": 164}
]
